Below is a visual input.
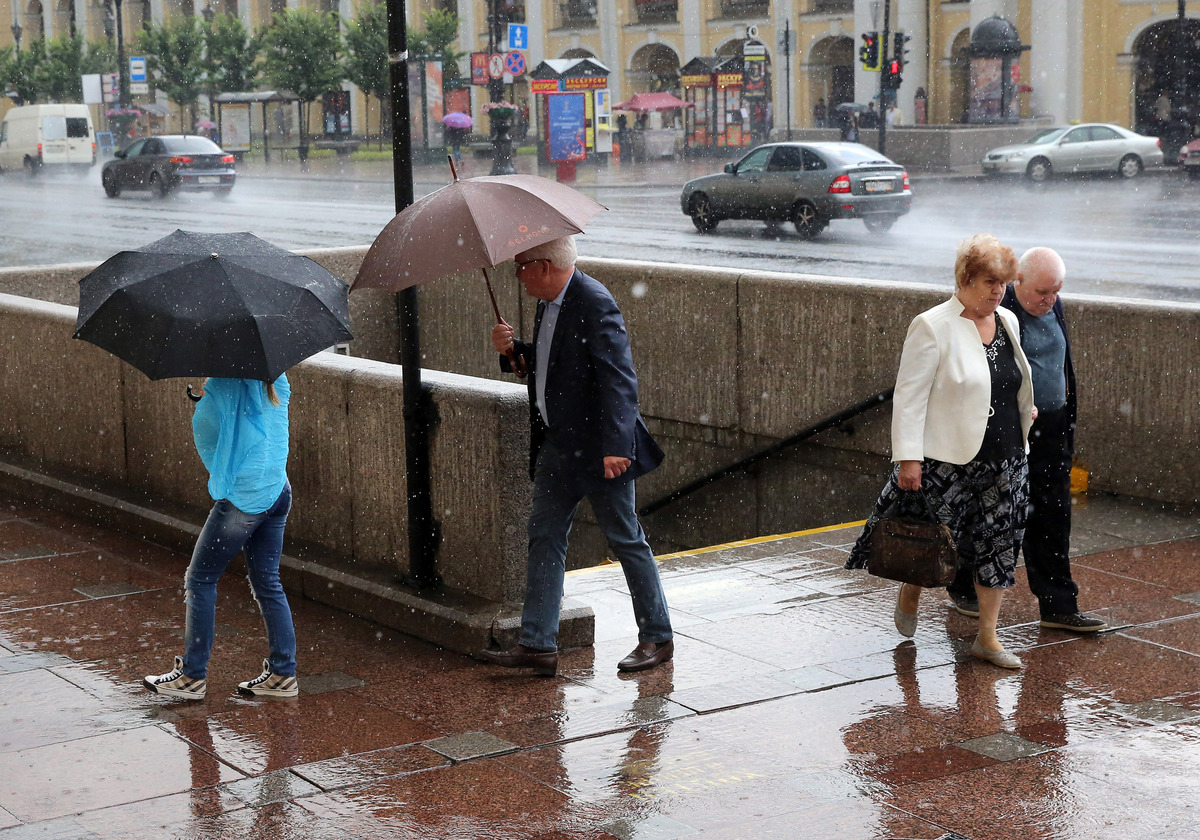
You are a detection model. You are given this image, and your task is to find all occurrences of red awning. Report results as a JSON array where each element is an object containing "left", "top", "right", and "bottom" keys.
[{"left": 612, "top": 92, "right": 693, "bottom": 112}]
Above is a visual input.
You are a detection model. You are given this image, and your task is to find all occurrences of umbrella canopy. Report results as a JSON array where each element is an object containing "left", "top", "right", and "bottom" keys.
[
  {"left": 612, "top": 92, "right": 693, "bottom": 112},
  {"left": 442, "top": 111, "right": 473, "bottom": 129},
  {"left": 834, "top": 102, "right": 870, "bottom": 114},
  {"left": 75, "top": 230, "right": 353, "bottom": 382},
  {"left": 352, "top": 174, "right": 606, "bottom": 292},
  {"left": 194, "top": 119, "right": 217, "bottom": 129}
]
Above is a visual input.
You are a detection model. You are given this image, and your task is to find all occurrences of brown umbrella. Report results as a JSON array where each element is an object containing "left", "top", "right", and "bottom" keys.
[{"left": 352, "top": 160, "right": 606, "bottom": 375}]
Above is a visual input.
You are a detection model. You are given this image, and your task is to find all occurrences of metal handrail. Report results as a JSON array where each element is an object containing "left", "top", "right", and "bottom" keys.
[{"left": 639, "top": 387, "right": 895, "bottom": 517}]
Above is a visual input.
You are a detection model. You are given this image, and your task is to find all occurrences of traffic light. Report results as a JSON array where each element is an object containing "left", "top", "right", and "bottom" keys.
[
  {"left": 859, "top": 32, "right": 880, "bottom": 71},
  {"left": 883, "top": 59, "right": 903, "bottom": 89},
  {"left": 893, "top": 32, "right": 912, "bottom": 70}
]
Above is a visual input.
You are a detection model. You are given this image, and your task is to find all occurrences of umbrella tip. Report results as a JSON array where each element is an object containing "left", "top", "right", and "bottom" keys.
[{"left": 210, "top": 253, "right": 219, "bottom": 259}]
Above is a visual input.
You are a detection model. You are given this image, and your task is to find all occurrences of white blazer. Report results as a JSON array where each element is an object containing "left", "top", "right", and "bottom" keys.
[{"left": 892, "top": 296, "right": 1034, "bottom": 465}]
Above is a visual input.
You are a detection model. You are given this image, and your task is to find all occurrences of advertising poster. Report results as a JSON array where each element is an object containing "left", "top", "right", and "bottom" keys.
[
  {"left": 221, "top": 104, "right": 251, "bottom": 152},
  {"left": 547, "top": 93, "right": 587, "bottom": 161},
  {"left": 969, "top": 58, "right": 1003, "bottom": 121},
  {"left": 426, "top": 60, "right": 444, "bottom": 147},
  {"left": 471, "top": 53, "right": 489, "bottom": 85},
  {"left": 742, "top": 54, "right": 767, "bottom": 98},
  {"left": 594, "top": 89, "right": 611, "bottom": 132}
]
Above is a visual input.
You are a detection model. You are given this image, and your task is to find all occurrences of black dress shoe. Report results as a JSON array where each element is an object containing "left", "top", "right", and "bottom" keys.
[
  {"left": 617, "top": 640, "right": 674, "bottom": 673},
  {"left": 479, "top": 644, "right": 558, "bottom": 677}
]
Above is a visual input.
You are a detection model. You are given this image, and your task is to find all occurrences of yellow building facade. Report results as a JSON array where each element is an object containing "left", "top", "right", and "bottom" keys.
[{"left": 4, "top": 0, "right": 1198, "bottom": 143}]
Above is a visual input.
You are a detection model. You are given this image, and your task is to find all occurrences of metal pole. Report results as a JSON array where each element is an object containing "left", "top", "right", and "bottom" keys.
[
  {"left": 115, "top": 0, "right": 128, "bottom": 110},
  {"left": 785, "top": 19, "right": 792, "bottom": 140},
  {"left": 878, "top": 0, "right": 889, "bottom": 155},
  {"left": 388, "top": 0, "right": 442, "bottom": 589}
]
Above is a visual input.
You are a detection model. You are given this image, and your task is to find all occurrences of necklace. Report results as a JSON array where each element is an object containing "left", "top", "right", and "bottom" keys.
[{"left": 984, "top": 317, "right": 1007, "bottom": 362}]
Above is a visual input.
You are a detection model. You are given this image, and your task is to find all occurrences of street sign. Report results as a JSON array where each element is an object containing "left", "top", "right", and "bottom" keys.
[
  {"left": 507, "top": 23, "right": 528, "bottom": 50},
  {"left": 130, "top": 83, "right": 149, "bottom": 95},
  {"left": 471, "top": 52, "right": 489, "bottom": 85},
  {"left": 129, "top": 56, "right": 146, "bottom": 83},
  {"left": 504, "top": 51, "right": 526, "bottom": 76},
  {"left": 488, "top": 53, "right": 505, "bottom": 80}
]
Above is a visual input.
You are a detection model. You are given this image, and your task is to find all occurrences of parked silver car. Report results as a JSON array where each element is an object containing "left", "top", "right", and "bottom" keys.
[
  {"left": 981, "top": 124, "right": 1163, "bottom": 182},
  {"left": 680, "top": 142, "right": 912, "bottom": 239}
]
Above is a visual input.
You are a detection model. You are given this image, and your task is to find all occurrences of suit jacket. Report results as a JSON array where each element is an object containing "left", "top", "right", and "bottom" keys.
[
  {"left": 892, "top": 295, "right": 1034, "bottom": 465},
  {"left": 1001, "top": 284, "right": 1077, "bottom": 452},
  {"left": 501, "top": 269, "right": 663, "bottom": 495}
]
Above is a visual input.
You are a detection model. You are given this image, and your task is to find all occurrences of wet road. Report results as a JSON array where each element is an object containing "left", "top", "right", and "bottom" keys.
[{"left": 2, "top": 167, "right": 1199, "bottom": 301}]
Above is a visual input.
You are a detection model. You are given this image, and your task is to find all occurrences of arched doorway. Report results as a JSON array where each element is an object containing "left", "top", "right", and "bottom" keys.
[
  {"left": 806, "top": 34, "right": 853, "bottom": 120},
  {"left": 55, "top": 0, "right": 76, "bottom": 38},
  {"left": 947, "top": 28, "right": 970, "bottom": 124},
  {"left": 25, "top": 0, "right": 46, "bottom": 42},
  {"left": 628, "top": 43, "right": 680, "bottom": 94},
  {"left": 1132, "top": 17, "right": 1200, "bottom": 150},
  {"left": 559, "top": 48, "right": 596, "bottom": 59}
]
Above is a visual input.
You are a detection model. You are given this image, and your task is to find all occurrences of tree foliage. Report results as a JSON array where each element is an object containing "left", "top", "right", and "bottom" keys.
[
  {"left": 409, "top": 10, "right": 461, "bottom": 81},
  {"left": 0, "top": 42, "right": 43, "bottom": 104},
  {"left": 203, "top": 13, "right": 259, "bottom": 100},
  {"left": 259, "top": 9, "right": 344, "bottom": 147},
  {"left": 138, "top": 17, "right": 207, "bottom": 125},
  {"left": 343, "top": 2, "right": 387, "bottom": 137}
]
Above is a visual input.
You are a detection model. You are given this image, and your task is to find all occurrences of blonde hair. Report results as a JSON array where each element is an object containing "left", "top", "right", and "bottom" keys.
[
  {"left": 265, "top": 382, "right": 281, "bottom": 406},
  {"left": 954, "top": 233, "right": 1018, "bottom": 289}
]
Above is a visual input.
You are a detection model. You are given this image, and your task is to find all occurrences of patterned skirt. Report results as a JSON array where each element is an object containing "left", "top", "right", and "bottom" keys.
[{"left": 846, "top": 456, "right": 1030, "bottom": 589}]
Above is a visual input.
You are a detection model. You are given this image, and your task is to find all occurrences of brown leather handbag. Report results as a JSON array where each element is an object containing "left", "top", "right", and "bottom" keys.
[{"left": 867, "top": 491, "right": 958, "bottom": 588}]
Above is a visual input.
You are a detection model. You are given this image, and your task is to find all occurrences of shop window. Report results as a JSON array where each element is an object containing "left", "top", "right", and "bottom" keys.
[
  {"left": 809, "top": 0, "right": 849, "bottom": 12},
  {"left": 720, "top": 0, "right": 769, "bottom": 19},
  {"left": 559, "top": 0, "right": 596, "bottom": 27},
  {"left": 634, "top": 0, "right": 677, "bottom": 24}
]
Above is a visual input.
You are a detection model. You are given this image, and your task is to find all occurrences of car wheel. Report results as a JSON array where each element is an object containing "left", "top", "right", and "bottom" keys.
[
  {"left": 689, "top": 194, "right": 719, "bottom": 233},
  {"left": 863, "top": 215, "right": 898, "bottom": 234},
  {"left": 1026, "top": 158, "right": 1052, "bottom": 182},
  {"left": 102, "top": 171, "right": 121, "bottom": 198},
  {"left": 150, "top": 172, "right": 172, "bottom": 198},
  {"left": 791, "top": 200, "right": 824, "bottom": 240},
  {"left": 215, "top": 187, "right": 234, "bottom": 198},
  {"left": 1118, "top": 154, "right": 1142, "bottom": 179}
]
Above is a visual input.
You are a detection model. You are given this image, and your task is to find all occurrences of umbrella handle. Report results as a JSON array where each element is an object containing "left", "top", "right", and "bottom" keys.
[
  {"left": 186, "top": 384, "right": 204, "bottom": 403},
  {"left": 448, "top": 153, "right": 458, "bottom": 182},
  {"left": 482, "top": 267, "right": 526, "bottom": 378}
]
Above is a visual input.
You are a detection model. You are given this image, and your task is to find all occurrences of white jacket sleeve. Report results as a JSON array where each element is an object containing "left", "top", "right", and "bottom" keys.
[{"left": 891, "top": 315, "right": 940, "bottom": 463}]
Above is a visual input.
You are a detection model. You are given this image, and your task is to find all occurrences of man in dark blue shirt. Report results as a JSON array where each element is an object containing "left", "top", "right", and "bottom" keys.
[{"left": 948, "top": 247, "right": 1105, "bottom": 632}]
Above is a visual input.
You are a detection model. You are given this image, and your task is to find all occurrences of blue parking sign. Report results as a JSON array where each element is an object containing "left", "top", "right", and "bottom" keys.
[{"left": 507, "top": 24, "right": 528, "bottom": 50}]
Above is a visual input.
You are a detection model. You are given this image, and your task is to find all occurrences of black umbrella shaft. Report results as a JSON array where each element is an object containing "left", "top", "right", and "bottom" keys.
[{"left": 389, "top": 0, "right": 442, "bottom": 588}]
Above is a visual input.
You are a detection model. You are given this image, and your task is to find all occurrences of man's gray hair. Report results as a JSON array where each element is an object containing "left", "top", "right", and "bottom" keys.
[
  {"left": 519, "top": 235, "right": 577, "bottom": 270},
  {"left": 1018, "top": 246, "right": 1066, "bottom": 283}
]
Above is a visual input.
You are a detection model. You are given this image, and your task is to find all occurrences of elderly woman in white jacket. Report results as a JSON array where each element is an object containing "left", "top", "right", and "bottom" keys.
[{"left": 848, "top": 233, "right": 1035, "bottom": 669}]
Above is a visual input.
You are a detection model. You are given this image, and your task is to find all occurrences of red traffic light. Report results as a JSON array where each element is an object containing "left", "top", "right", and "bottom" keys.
[{"left": 889, "top": 60, "right": 900, "bottom": 74}]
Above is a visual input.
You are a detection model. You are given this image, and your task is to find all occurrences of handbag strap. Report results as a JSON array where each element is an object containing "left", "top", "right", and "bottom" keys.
[{"left": 901, "top": 489, "right": 940, "bottom": 524}]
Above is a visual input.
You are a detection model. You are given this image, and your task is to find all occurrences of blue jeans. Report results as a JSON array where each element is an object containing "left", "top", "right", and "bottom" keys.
[
  {"left": 182, "top": 484, "right": 296, "bottom": 679},
  {"left": 521, "top": 441, "right": 673, "bottom": 652}
]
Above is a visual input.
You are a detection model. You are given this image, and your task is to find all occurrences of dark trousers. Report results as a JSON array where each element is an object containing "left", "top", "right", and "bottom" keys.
[{"left": 950, "top": 407, "right": 1078, "bottom": 614}]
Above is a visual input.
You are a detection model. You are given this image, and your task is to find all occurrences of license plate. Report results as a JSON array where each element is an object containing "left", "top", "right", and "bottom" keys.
[
  {"left": 197, "top": 175, "right": 220, "bottom": 184},
  {"left": 864, "top": 180, "right": 894, "bottom": 193}
]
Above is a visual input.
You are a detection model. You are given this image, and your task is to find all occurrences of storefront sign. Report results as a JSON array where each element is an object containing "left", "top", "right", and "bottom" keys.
[
  {"left": 681, "top": 74, "right": 713, "bottom": 88},
  {"left": 716, "top": 73, "right": 742, "bottom": 89},
  {"left": 564, "top": 76, "right": 608, "bottom": 91},
  {"left": 547, "top": 92, "right": 587, "bottom": 161},
  {"left": 471, "top": 53, "right": 489, "bottom": 85},
  {"left": 532, "top": 79, "right": 561, "bottom": 93}
]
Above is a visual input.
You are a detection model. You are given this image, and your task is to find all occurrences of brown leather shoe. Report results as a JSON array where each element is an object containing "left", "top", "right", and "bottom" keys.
[
  {"left": 479, "top": 644, "right": 558, "bottom": 677},
  {"left": 617, "top": 639, "right": 674, "bottom": 672}
]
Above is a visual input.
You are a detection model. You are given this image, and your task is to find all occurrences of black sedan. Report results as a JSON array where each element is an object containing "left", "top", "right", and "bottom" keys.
[
  {"left": 102, "top": 134, "right": 236, "bottom": 198},
  {"left": 680, "top": 142, "right": 912, "bottom": 238}
]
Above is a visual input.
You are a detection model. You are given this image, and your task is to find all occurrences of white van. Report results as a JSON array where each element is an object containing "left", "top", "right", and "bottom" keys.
[{"left": 0, "top": 104, "right": 97, "bottom": 175}]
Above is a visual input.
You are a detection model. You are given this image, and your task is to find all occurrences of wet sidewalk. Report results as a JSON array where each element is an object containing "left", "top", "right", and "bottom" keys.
[{"left": 2, "top": 488, "right": 1200, "bottom": 839}]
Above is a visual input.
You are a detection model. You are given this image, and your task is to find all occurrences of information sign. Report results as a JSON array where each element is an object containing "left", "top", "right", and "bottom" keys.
[
  {"left": 507, "top": 23, "right": 528, "bottom": 50},
  {"left": 547, "top": 92, "right": 587, "bottom": 162},
  {"left": 129, "top": 56, "right": 146, "bottom": 83}
]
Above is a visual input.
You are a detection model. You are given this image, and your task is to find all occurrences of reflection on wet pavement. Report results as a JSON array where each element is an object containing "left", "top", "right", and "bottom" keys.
[{"left": 2, "top": 488, "right": 1200, "bottom": 839}]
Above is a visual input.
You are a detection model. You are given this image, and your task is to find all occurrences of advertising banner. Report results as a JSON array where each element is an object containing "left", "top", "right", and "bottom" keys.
[
  {"left": 742, "top": 54, "right": 767, "bottom": 98},
  {"left": 471, "top": 53, "right": 489, "bottom": 85},
  {"left": 547, "top": 92, "right": 587, "bottom": 161},
  {"left": 221, "top": 104, "right": 252, "bottom": 152},
  {"left": 425, "top": 60, "right": 444, "bottom": 147},
  {"left": 532, "top": 79, "right": 560, "bottom": 94},
  {"left": 594, "top": 89, "right": 611, "bottom": 132}
]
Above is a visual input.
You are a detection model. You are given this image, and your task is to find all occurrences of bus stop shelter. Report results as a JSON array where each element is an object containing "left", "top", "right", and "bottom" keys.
[{"left": 213, "top": 90, "right": 301, "bottom": 164}]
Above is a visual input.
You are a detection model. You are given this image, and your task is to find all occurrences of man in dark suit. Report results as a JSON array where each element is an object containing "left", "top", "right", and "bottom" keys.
[
  {"left": 480, "top": 236, "right": 674, "bottom": 676},
  {"left": 948, "top": 247, "right": 1105, "bottom": 632}
]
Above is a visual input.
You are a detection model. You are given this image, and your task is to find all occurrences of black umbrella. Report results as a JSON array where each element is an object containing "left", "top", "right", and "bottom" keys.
[
  {"left": 74, "top": 230, "right": 353, "bottom": 381},
  {"left": 834, "top": 102, "right": 869, "bottom": 114}
]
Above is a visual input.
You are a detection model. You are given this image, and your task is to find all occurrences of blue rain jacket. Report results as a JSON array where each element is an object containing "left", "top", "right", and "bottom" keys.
[{"left": 192, "top": 376, "right": 290, "bottom": 514}]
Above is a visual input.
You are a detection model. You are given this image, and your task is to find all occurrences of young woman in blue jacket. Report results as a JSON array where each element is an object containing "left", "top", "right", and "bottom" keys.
[{"left": 144, "top": 376, "right": 298, "bottom": 700}]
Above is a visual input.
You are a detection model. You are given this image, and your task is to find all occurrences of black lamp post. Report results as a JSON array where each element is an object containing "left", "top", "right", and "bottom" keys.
[
  {"left": 486, "top": 0, "right": 516, "bottom": 175},
  {"left": 114, "top": 0, "right": 129, "bottom": 110},
  {"left": 201, "top": 3, "right": 215, "bottom": 23},
  {"left": 10, "top": 21, "right": 21, "bottom": 51}
]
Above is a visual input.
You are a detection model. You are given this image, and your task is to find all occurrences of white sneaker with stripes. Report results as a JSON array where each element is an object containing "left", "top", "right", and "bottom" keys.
[
  {"left": 143, "top": 656, "right": 206, "bottom": 700},
  {"left": 237, "top": 659, "right": 299, "bottom": 697}
]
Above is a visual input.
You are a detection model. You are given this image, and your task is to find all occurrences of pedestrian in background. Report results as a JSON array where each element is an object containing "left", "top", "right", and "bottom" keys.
[
  {"left": 813, "top": 97, "right": 827, "bottom": 128},
  {"left": 481, "top": 235, "right": 674, "bottom": 677},
  {"left": 846, "top": 234, "right": 1035, "bottom": 669},
  {"left": 144, "top": 377, "right": 299, "bottom": 700},
  {"left": 947, "top": 248, "right": 1106, "bottom": 633}
]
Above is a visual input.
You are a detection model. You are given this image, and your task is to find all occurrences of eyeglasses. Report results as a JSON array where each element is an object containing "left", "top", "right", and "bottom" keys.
[{"left": 515, "top": 258, "right": 547, "bottom": 272}]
